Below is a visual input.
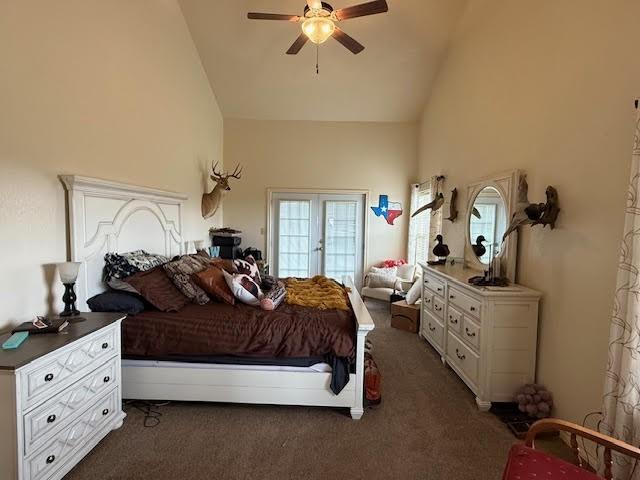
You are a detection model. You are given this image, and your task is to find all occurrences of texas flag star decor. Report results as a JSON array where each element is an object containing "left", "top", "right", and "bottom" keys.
[{"left": 371, "top": 195, "right": 403, "bottom": 225}]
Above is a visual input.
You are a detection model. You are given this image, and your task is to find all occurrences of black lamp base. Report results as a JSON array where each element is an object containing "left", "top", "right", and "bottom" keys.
[{"left": 60, "top": 282, "right": 80, "bottom": 317}]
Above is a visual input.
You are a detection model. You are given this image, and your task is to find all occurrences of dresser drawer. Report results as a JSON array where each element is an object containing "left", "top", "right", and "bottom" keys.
[
  {"left": 462, "top": 317, "right": 481, "bottom": 351},
  {"left": 422, "top": 290, "right": 434, "bottom": 311},
  {"left": 448, "top": 287, "right": 482, "bottom": 320},
  {"left": 423, "top": 275, "right": 445, "bottom": 297},
  {"left": 23, "top": 356, "right": 118, "bottom": 455},
  {"left": 447, "top": 305, "right": 462, "bottom": 334},
  {"left": 447, "top": 332, "right": 479, "bottom": 387},
  {"left": 24, "top": 388, "right": 118, "bottom": 480},
  {"left": 423, "top": 312, "right": 444, "bottom": 351},
  {"left": 20, "top": 326, "right": 117, "bottom": 409},
  {"left": 432, "top": 297, "right": 445, "bottom": 320}
]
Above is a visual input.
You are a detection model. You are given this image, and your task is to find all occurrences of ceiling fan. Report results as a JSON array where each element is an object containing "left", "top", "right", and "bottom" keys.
[{"left": 247, "top": 0, "right": 389, "bottom": 55}]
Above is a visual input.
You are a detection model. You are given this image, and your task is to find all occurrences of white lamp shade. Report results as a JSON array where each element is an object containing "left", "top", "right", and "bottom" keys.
[{"left": 58, "top": 262, "right": 81, "bottom": 283}]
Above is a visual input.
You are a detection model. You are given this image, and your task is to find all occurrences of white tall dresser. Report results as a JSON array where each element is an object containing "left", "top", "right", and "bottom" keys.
[
  {"left": 420, "top": 263, "right": 541, "bottom": 410},
  {"left": 0, "top": 313, "right": 126, "bottom": 480}
]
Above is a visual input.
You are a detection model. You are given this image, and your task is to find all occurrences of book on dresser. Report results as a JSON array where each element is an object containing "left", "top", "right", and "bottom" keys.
[
  {"left": 419, "top": 263, "right": 541, "bottom": 411},
  {"left": 0, "top": 312, "right": 126, "bottom": 480}
]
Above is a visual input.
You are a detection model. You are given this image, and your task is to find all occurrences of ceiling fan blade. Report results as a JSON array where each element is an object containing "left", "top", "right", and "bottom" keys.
[
  {"left": 332, "top": 27, "right": 365, "bottom": 54},
  {"left": 334, "top": 0, "right": 388, "bottom": 21},
  {"left": 307, "top": 0, "right": 323, "bottom": 9},
  {"left": 247, "top": 13, "right": 301, "bottom": 21},
  {"left": 286, "top": 33, "right": 309, "bottom": 55}
]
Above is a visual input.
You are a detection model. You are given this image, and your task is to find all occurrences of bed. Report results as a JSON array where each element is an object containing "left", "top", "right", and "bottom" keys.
[{"left": 61, "top": 175, "right": 374, "bottom": 419}]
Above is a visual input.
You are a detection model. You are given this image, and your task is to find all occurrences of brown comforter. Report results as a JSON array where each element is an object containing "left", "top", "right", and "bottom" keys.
[{"left": 122, "top": 301, "right": 356, "bottom": 359}]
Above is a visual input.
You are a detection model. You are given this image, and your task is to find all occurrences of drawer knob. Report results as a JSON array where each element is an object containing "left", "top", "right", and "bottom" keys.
[
  {"left": 465, "top": 327, "right": 476, "bottom": 338},
  {"left": 449, "top": 295, "right": 455, "bottom": 299},
  {"left": 44, "top": 373, "right": 54, "bottom": 382},
  {"left": 455, "top": 348, "right": 466, "bottom": 361},
  {"left": 428, "top": 323, "right": 436, "bottom": 332},
  {"left": 437, "top": 287, "right": 442, "bottom": 292},
  {"left": 470, "top": 307, "right": 476, "bottom": 312},
  {"left": 449, "top": 317, "right": 458, "bottom": 325},
  {"left": 102, "top": 408, "right": 109, "bottom": 416},
  {"left": 101, "top": 342, "right": 109, "bottom": 349},
  {"left": 103, "top": 376, "right": 110, "bottom": 383},
  {"left": 46, "top": 455, "right": 55, "bottom": 464},
  {"left": 47, "top": 414, "right": 56, "bottom": 424}
]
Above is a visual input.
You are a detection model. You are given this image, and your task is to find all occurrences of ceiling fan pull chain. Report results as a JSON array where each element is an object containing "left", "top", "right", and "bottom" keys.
[{"left": 316, "top": 44, "right": 320, "bottom": 75}]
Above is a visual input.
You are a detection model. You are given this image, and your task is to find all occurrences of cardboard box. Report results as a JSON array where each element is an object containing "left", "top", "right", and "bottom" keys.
[{"left": 390, "top": 300, "right": 420, "bottom": 333}]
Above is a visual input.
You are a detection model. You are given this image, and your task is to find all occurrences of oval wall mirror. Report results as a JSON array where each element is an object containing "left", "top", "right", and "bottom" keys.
[{"left": 468, "top": 186, "right": 507, "bottom": 265}]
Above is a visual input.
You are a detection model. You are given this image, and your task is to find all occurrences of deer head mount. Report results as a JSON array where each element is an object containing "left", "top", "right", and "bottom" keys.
[{"left": 201, "top": 161, "right": 242, "bottom": 219}]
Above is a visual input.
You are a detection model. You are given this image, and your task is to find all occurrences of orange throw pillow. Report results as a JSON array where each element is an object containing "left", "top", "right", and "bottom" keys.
[{"left": 193, "top": 266, "right": 235, "bottom": 305}]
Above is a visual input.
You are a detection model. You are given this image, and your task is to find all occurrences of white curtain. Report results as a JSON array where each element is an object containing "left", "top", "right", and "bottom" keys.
[
  {"left": 407, "top": 179, "right": 443, "bottom": 265},
  {"left": 407, "top": 183, "right": 421, "bottom": 265},
  {"left": 428, "top": 176, "right": 444, "bottom": 263},
  {"left": 601, "top": 107, "right": 640, "bottom": 479}
]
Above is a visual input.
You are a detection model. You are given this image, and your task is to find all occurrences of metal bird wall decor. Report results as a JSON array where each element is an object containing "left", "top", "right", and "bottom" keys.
[
  {"left": 412, "top": 192, "right": 444, "bottom": 217},
  {"left": 446, "top": 188, "right": 458, "bottom": 222},
  {"left": 502, "top": 175, "right": 560, "bottom": 242},
  {"left": 411, "top": 175, "right": 446, "bottom": 217}
]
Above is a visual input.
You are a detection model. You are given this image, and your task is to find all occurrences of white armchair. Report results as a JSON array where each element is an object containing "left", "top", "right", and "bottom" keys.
[{"left": 361, "top": 264, "right": 419, "bottom": 302}]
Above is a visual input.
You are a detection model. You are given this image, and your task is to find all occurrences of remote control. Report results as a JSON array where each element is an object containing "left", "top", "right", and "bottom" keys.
[{"left": 2, "top": 331, "right": 29, "bottom": 350}]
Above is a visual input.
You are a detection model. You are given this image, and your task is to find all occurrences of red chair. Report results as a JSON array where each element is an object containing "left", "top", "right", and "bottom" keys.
[{"left": 502, "top": 419, "right": 640, "bottom": 480}]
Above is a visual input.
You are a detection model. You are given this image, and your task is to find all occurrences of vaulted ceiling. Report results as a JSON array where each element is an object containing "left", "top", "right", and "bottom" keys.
[{"left": 179, "top": 0, "right": 468, "bottom": 122}]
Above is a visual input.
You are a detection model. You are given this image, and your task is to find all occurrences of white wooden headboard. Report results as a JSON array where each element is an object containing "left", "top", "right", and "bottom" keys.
[{"left": 61, "top": 175, "right": 186, "bottom": 310}]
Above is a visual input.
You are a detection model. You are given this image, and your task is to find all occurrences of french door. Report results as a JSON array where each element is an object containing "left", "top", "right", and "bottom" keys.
[{"left": 270, "top": 192, "right": 365, "bottom": 288}]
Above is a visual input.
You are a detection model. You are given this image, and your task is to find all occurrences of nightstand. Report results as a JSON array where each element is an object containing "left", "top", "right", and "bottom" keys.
[{"left": 0, "top": 313, "right": 126, "bottom": 480}]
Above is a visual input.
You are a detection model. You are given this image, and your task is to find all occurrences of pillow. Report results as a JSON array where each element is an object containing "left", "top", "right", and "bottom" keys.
[
  {"left": 104, "top": 252, "right": 142, "bottom": 281},
  {"left": 193, "top": 266, "right": 235, "bottom": 305},
  {"left": 370, "top": 266, "right": 397, "bottom": 277},
  {"left": 107, "top": 278, "right": 140, "bottom": 295},
  {"left": 396, "top": 264, "right": 416, "bottom": 280},
  {"left": 122, "top": 250, "right": 168, "bottom": 271},
  {"left": 234, "top": 255, "right": 261, "bottom": 285},
  {"left": 163, "top": 256, "right": 210, "bottom": 305},
  {"left": 367, "top": 273, "right": 397, "bottom": 289},
  {"left": 124, "top": 267, "right": 189, "bottom": 312},
  {"left": 260, "top": 282, "right": 286, "bottom": 311},
  {"left": 223, "top": 270, "right": 263, "bottom": 306},
  {"left": 209, "top": 257, "right": 237, "bottom": 274},
  {"left": 87, "top": 291, "right": 145, "bottom": 315},
  {"left": 405, "top": 280, "right": 422, "bottom": 305},
  {"left": 103, "top": 250, "right": 169, "bottom": 281}
]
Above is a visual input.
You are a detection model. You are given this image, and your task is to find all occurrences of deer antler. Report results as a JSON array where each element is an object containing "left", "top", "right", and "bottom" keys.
[
  {"left": 210, "top": 160, "right": 224, "bottom": 179},
  {"left": 229, "top": 164, "right": 243, "bottom": 179}
]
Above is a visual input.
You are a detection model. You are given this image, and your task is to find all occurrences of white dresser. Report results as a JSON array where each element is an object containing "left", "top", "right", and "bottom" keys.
[
  {"left": 0, "top": 313, "right": 126, "bottom": 480},
  {"left": 420, "top": 263, "right": 541, "bottom": 410}
]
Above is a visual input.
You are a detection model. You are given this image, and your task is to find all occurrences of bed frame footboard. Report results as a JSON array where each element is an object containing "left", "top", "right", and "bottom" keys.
[
  {"left": 121, "top": 276, "right": 375, "bottom": 419},
  {"left": 344, "top": 276, "right": 375, "bottom": 419}
]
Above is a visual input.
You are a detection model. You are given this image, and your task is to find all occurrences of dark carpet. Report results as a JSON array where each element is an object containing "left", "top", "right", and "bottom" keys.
[{"left": 66, "top": 300, "right": 517, "bottom": 480}]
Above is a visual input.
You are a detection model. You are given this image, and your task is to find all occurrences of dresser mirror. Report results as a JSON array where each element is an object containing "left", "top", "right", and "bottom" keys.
[
  {"left": 464, "top": 170, "right": 521, "bottom": 282},
  {"left": 468, "top": 186, "right": 507, "bottom": 264}
]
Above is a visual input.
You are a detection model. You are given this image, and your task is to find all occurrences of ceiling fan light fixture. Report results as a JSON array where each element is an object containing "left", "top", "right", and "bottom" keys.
[{"left": 302, "top": 17, "right": 335, "bottom": 44}]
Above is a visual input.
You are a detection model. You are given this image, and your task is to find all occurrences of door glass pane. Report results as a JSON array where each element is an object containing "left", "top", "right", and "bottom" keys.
[
  {"left": 324, "top": 201, "right": 358, "bottom": 282},
  {"left": 278, "top": 200, "right": 311, "bottom": 278}
]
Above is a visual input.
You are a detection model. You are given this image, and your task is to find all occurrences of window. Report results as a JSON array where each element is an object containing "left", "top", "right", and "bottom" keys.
[{"left": 408, "top": 185, "right": 432, "bottom": 265}]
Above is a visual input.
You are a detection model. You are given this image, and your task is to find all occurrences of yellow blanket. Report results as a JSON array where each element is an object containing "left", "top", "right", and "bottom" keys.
[{"left": 285, "top": 276, "right": 351, "bottom": 311}]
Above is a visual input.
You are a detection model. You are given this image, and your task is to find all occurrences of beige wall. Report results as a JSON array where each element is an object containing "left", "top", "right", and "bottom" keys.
[
  {"left": 0, "top": 0, "right": 223, "bottom": 329},
  {"left": 418, "top": 0, "right": 640, "bottom": 423},
  {"left": 223, "top": 119, "right": 417, "bottom": 273}
]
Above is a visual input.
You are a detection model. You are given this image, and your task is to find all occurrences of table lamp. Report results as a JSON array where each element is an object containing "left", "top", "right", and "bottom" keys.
[{"left": 58, "top": 262, "right": 81, "bottom": 316}]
